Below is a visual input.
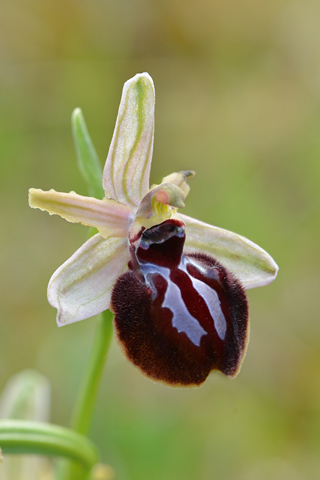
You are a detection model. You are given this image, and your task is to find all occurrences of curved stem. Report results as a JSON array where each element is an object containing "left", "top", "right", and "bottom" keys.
[{"left": 0, "top": 420, "right": 98, "bottom": 470}]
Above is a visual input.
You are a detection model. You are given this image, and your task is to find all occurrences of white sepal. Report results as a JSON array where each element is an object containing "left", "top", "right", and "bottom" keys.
[
  {"left": 180, "top": 213, "right": 278, "bottom": 289},
  {"left": 48, "top": 234, "right": 130, "bottom": 326},
  {"left": 103, "top": 73, "right": 155, "bottom": 207}
]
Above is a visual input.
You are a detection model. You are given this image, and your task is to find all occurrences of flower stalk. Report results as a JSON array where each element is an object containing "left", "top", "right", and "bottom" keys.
[
  {"left": 71, "top": 311, "right": 113, "bottom": 436},
  {"left": 56, "top": 312, "right": 113, "bottom": 480}
]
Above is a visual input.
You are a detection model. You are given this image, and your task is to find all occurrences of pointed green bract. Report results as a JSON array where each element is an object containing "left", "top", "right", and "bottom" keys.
[
  {"left": 103, "top": 73, "right": 155, "bottom": 207},
  {"left": 72, "top": 108, "right": 105, "bottom": 200}
]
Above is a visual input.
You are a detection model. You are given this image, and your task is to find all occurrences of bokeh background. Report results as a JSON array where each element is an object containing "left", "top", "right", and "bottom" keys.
[{"left": 1, "top": 0, "right": 320, "bottom": 479}]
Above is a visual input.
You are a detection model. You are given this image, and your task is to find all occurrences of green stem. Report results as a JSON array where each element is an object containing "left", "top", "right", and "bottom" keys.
[
  {"left": 57, "top": 310, "right": 113, "bottom": 480},
  {"left": 71, "top": 310, "right": 113, "bottom": 435},
  {"left": 0, "top": 420, "right": 98, "bottom": 471}
]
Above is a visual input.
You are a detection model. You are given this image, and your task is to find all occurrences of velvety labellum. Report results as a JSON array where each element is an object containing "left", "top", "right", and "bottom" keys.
[{"left": 111, "top": 219, "right": 249, "bottom": 386}]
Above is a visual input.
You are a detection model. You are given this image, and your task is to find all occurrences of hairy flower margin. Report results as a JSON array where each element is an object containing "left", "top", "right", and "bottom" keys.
[{"left": 29, "top": 73, "right": 278, "bottom": 384}]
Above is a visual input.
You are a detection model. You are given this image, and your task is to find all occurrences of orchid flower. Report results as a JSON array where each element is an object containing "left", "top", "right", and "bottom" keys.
[{"left": 29, "top": 73, "right": 278, "bottom": 386}]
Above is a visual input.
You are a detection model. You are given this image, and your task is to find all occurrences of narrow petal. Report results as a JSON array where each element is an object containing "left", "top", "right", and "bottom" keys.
[
  {"left": 48, "top": 234, "right": 130, "bottom": 325},
  {"left": 179, "top": 214, "right": 279, "bottom": 289},
  {"left": 103, "top": 73, "right": 155, "bottom": 207},
  {"left": 29, "top": 188, "right": 132, "bottom": 238}
]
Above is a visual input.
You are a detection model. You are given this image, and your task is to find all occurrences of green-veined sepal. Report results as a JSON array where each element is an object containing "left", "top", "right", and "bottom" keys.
[
  {"left": 103, "top": 73, "right": 155, "bottom": 207},
  {"left": 48, "top": 234, "right": 130, "bottom": 326},
  {"left": 180, "top": 213, "right": 278, "bottom": 289}
]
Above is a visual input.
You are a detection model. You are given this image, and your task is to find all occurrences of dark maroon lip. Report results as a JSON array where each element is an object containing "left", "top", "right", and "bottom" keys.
[{"left": 111, "top": 218, "right": 249, "bottom": 387}]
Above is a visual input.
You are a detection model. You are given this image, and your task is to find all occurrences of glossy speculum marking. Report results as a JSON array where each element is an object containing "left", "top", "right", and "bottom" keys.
[{"left": 111, "top": 219, "right": 249, "bottom": 386}]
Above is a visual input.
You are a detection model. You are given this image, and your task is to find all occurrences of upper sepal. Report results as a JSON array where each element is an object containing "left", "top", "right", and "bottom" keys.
[{"left": 103, "top": 73, "right": 155, "bottom": 207}]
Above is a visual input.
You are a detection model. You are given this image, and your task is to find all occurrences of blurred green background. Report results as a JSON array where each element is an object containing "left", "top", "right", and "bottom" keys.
[{"left": 1, "top": 0, "right": 320, "bottom": 479}]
